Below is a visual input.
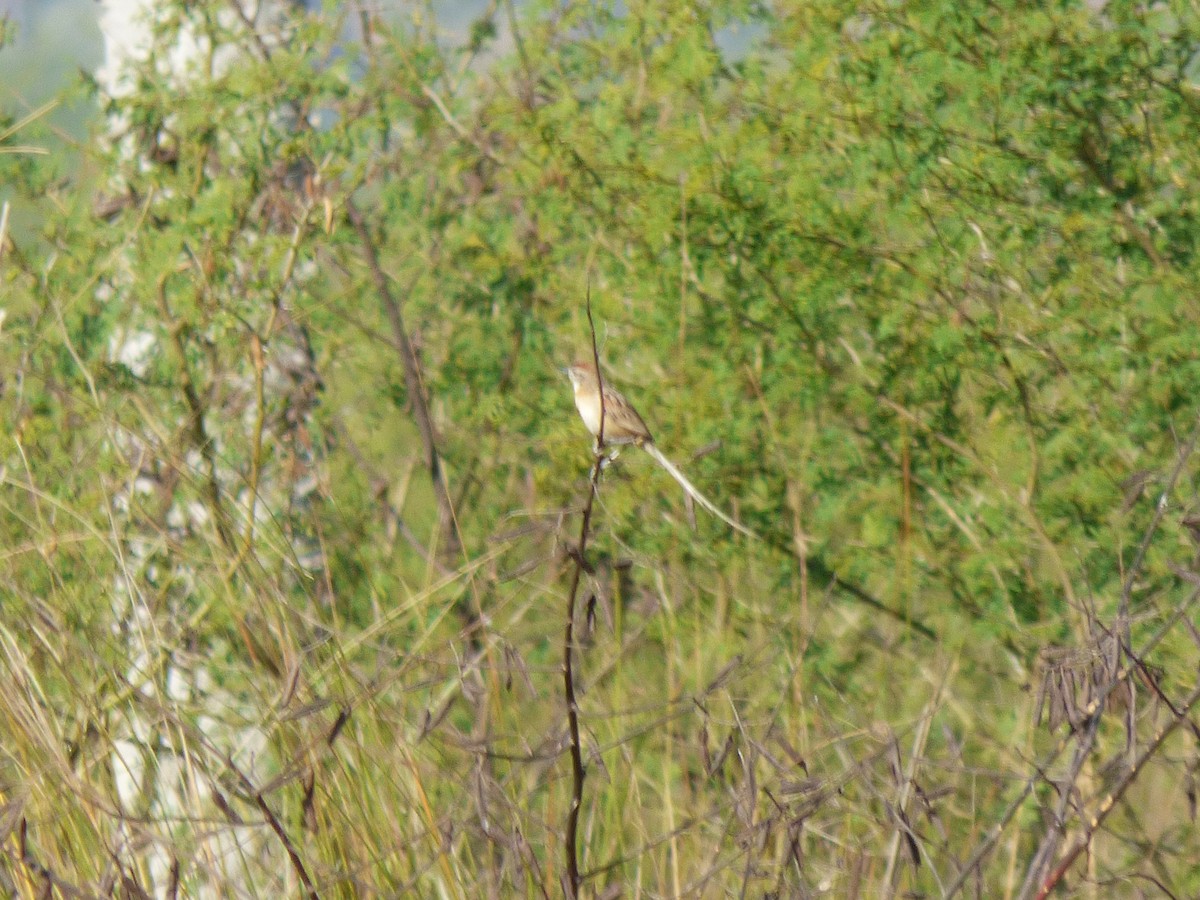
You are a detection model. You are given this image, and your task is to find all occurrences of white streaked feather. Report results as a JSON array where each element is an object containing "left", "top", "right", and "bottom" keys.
[{"left": 642, "top": 443, "right": 756, "bottom": 538}]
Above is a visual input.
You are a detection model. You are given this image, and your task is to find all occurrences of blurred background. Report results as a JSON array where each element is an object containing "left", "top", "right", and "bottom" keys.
[{"left": 3, "top": 2, "right": 1200, "bottom": 898}]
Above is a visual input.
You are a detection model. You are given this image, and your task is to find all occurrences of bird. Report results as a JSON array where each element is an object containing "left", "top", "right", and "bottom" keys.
[{"left": 563, "top": 360, "right": 756, "bottom": 538}]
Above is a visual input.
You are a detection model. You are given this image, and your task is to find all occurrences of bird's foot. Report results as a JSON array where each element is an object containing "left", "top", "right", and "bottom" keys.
[{"left": 600, "top": 448, "right": 621, "bottom": 470}]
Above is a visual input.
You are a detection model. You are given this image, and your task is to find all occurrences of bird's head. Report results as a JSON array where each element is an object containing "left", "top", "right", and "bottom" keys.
[{"left": 562, "top": 361, "right": 600, "bottom": 391}]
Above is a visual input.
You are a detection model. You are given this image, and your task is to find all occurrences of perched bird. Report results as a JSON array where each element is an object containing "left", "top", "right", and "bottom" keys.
[{"left": 563, "top": 360, "right": 755, "bottom": 538}]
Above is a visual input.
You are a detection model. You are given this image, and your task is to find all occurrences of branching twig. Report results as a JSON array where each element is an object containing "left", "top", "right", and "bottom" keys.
[
  {"left": 345, "top": 199, "right": 459, "bottom": 556},
  {"left": 943, "top": 584, "right": 1200, "bottom": 898},
  {"left": 1117, "top": 411, "right": 1200, "bottom": 642},
  {"left": 1034, "top": 674, "right": 1200, "bottom": 899},
  {"left": 219, "top": 753, "right": 319, "bottom": 899},
  {"left": 942, "top": 407, "right": 1200, "bottom": 899},
  {"left": 562, "top": 283, "right": 605, "bottom": 898},
  {"left": 157, "top": 276, "right": 236, "bottom": 552},
  {"left": 1016, "top": 714, "right": 1100, "bottom": 900},
  {"left": 1016, "top": 410, "right": 1200, "bottom": 896}
]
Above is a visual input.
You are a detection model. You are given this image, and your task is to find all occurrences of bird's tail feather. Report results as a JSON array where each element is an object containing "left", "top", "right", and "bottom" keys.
[{"left": 641, "top": 442, "right": 757, "bottom": 538}]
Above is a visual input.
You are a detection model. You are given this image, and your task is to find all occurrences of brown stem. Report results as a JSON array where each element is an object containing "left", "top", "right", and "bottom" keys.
[
  {"left": 562, "top": 449, "right": 603, "bottom": 898},
  {"left": 157, "top": 277, "right": 235, "bottom": 552},
  {"left": 943, "top": 584, "right": 1200, "bottom": 899},
  {"left": 1017, "top": 715, "right": 1100, "bottom": 899},
  {"left": 562, "top": 284, "right": 604, "bottom": 897},
  {"left": 345, "top": 199, "right": 459, "bottom": 555},
  {"left": 1035, "top": 675, "right": 1200, "bottom": 899},
  {"left": 223, "top": 753, "right": 320, "bottom": 899},
  {"left": 1118, "top": 411, "right": 1200, "bottom": 636}
]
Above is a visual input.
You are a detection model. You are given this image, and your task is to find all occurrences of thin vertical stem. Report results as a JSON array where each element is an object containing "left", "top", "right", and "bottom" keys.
[{"left": 563, "top": 282, "right": 604, "bottom": 896}]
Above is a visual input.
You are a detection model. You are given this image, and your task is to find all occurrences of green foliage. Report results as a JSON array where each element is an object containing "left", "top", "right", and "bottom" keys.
[{"left": 3, "top": 0, "right": 1200, "bottom": 896}]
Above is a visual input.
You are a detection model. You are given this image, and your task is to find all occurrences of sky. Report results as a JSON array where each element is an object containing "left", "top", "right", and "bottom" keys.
[
  {"left": 1, "top": 0, "right": 104, "bottom": 108},
  {"left": 0, "top": 0, "right": 503, "bottom": 166}
]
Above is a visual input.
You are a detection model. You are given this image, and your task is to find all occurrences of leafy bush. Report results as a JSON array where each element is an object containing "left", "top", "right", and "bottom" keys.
[{"left": 3, "top": 1, "right": 1200, "bottom": 896}]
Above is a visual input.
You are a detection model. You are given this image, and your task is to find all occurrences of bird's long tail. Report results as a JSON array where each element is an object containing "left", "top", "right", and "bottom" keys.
[{"left": 641, "top": 442, "right": 757, "bottom": 538}]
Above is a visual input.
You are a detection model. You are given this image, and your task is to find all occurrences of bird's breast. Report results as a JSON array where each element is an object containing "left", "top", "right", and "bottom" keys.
[{"left": 574, "top": 391, "right": 604, "bottom": 437}]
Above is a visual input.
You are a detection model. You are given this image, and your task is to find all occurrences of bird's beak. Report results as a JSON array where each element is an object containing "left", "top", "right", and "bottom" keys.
[{"left": 559, "top": 366, "right": 571, "bottom": 378}]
